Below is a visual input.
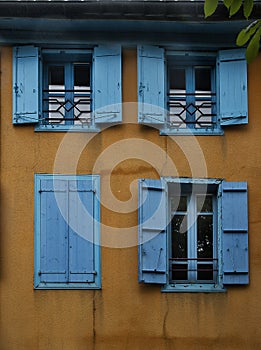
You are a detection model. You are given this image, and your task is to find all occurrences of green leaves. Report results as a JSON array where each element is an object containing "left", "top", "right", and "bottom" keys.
[
  {"left": 236, "top": 20, "right": 261, "bottom": 46},
  {"left": 246, "top": 27, "right": 261, "bottom": 62},
  {"left": 229, "top": 0, "right": 243, "bottom": 17},
  {"left": 243, "top": 0, "right": 254, "bottom": 19},
  {"left": 237, "top": 21, "right": 261, "bottom": 62},
  {"left": 204, "top": 0, "right": 254, "bottom": 18},
  {"left": 204, "top": 0, "right": 218, "bottom": 18},
  {"left": 204, "top": 0, "right": 260, "bottom": 63}
]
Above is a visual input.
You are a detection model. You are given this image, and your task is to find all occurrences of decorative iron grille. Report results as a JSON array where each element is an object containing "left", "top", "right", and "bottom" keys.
[
  {"left": 167, "top": 92, "right": 217, "bottom": 129},
  {"left": 42, "top": 88, "right": 92, "bottom": 125}
]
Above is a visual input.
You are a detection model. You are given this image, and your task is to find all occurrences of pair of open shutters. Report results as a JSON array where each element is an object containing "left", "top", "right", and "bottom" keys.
[
  {"left": 138, "top": 46, "right": 248, "bottom": 126},
  {"left": 12, "top": 45, "right": 122, "bottom": 124},
  {"left": 138, "top": 179, "right": 249, "bottom": 285}
]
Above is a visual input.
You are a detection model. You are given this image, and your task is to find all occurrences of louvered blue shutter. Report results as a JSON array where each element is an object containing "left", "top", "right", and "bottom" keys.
[
  {"left": 221, "top": 182, "right": 249, "bottom": 284},
  {"left": 93, "top": 45, "right": 122, "bottom": 123},
  {"left": 38, "top": 179, "right": 68, "bottom": 284},
  {"left": 218, "top": 49, "right": 248, "bottom": 126},
  {"left": 138, "top": 45, "right": 165, "bottom": 125},
  {"left": 13, "top": 46, "right": 39, "bottom": 124},
  {"left": 68, "top": 179, "right": 96, "bottom": 283},
  {"left": 138, "top": 179, "right": 167, "bottom": 284}
]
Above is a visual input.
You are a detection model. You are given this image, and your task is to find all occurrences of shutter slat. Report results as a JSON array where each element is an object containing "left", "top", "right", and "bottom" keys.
[
  {"left": 221, "top": 181, "right": 249, "bottom": 285},
  {"left": 138, "top": 45, "right": 165, "bottom": 125},
  {"left": 218, "top": 49, "right": 248, "bottom": 126},
  {"left": 138, "top": 179, "right": 167, "bottom": 284},
  {"left": 13, "top": 46, "right": 39, "bottom": 124},
  {"left": 93, "top": 45, "right": 122, "bottom": 123}
]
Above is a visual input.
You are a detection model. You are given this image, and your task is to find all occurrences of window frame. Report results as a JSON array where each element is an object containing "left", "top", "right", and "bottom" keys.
[
  {"left": 138, "top": 177, "right": 249, "bottom": 292},
  {"left": 137, "top": 45, "right": 248, "bottom": 136},
  {"left": 13, "top": 45, "right": 122, "bottom": 131},
  {"left": 41, "top": 52, "right": 93, "bottom": 130},
  {"left": 34, "top": 174, "right": 101, "bottom": 290},
  {"left": 163, "top": 178, "right": 224, "bottom": 292},
  {"left": 166, "top": 54, "right": 219, "bottom": 134}
]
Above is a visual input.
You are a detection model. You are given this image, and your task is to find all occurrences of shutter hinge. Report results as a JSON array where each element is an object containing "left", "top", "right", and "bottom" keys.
[{"left": 14, "top": 84, "right": 18, "bottom": 94}]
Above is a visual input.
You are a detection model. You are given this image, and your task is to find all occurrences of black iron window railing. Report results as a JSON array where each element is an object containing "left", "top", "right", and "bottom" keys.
[
  {"left": 167, "top": 91, "right": 217, "bottom": 129},
  {"left": 42, "top": 88, "right": 92, "bottom": 126}
]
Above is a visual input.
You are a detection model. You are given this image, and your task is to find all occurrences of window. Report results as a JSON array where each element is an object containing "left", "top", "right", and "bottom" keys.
[
  {"left": 13, "top": 45, "right": 122, "bottom": 131},
  {"left": 42, "top": 53, "right": 92, "bottom": 127},
  {"left": 138, "top": 178, "right": 249, "bottom": 292},
  {"left": 34, "top": 174, "right": 101, "bottom": 289},
  {"left": 169, "top": 183, "right": 218, "bottom": 286},
  {"left": 168, "top": 59, "right": 217, "bottom": 131},
  {"left": 138, "top": 46, "right": 248, "bottom": 135}
]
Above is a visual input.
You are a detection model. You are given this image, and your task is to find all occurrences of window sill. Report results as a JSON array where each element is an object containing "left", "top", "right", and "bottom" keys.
[
  {"left": 162, "top": 283, "right": 226, "bottom": 293},
  {"left": 34, "top": 283, "right": 101, "bottom": 290},
  {"left": 35, "top": 125, "right": 100, "bottom": 132},
  {"left": 160, "top": 128, "right": 224, "bottom": 136}
]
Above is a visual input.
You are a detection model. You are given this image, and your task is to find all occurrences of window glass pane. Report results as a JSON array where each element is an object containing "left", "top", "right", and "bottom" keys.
[
  {"left": 197, "top": 213, "right": 214, "bottom": 281},
  {"left": 197, "top": 215, "right": 213, "bottom": 259},
  {"left": 169, "top": 68, "right": 186, "bottom": 91},
  {"left": 172, "top": 215, "right": 187, "bottom": 258},
  {"left": 197, "top": 263, "right": 213, "bottom": 281},
  {"left": 47, "top": 65, "right": 65, "bottom": 124},
  {"left": 195, "top": 67, "right": 211, "bottom": 92},
  {"left": 74, "top": 64, "right": 90, "bottom": 89},
  {"left": 172, "top": 264, "right": 188, "bottom": 281},
  {"left": 169, "top": 68, "right": 186, "bottom": 128},
  {"left": 171, "top": 195, "right": 187, "bottom": 212},
  {"left": 195, "top": 67, "right": 213, "bottom": 128},
  {"left": 48, "top": 66, "right": 64, "bottom": 89},
  {"left": 73, "top": 64, "right": 91, "bottom": 125},
  {"left": 197, "top": 195, "right": 213, "bottom": 213}
]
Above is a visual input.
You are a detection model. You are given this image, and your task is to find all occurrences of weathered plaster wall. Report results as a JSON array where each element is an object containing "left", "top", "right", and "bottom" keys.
[{"left": 0, "top": 47, "right": 260, "bottom": 350}]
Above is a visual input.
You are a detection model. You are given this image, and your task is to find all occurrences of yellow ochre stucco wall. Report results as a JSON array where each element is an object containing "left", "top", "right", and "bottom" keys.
[{"left": 0, "top": 47, "right": 261, "bottom": 350}]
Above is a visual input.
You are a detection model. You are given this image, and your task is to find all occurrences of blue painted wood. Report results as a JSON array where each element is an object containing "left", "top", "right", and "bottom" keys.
[
  {"left": 93, "top": 45, "right": 122, "bottom": 123},
  {"left": 39, "top": 178, "right": 68, "bottom": 283},
  {"left": 68, "top": 179, "right": 95, "bottom": 283},
  {"left": 34, "top": 174, "right": 101, "bottom": 289},
  {"left": 138, "top": 179, "right": 167, "bottom": 284},
  {"left": 221, "top": 181, "right": 249, "bottom": 284},
  {"left": 218, "top": 49, "right": 248, "bottom": 126},
  {"left": 13, "top": 46, "right": 39, "bottom": 124},
  {"left": 138, "top": 45, "right": 165, "bottom": 125}
]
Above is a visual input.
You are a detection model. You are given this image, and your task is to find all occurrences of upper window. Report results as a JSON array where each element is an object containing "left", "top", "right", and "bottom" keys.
[
  {"left": 42, "top": 52, "right": 92, "bottom": 127},
  {"left": 34, "top": 174, "right": 101, "bottom": 289},
  {"left": 12, "top": 45, "right": 122, "bottom": 131},
  {"left": 138, "top": 46, "right": 248, "bottom": 135},
  {"left": 168, "top": 58, "right": 217, "bottom": 131},
  {"left": 138, "top": 178, "right": 249, "bottom": 292}
]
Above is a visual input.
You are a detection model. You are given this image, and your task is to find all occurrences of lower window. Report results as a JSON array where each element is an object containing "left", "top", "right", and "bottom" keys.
[
  {"left": 138, "top": 178, "right": 249, "bottom": 292},
  {"left": 34, "top": 174, "right": 101, "bottom": 289},
  {"left": 169, "top": 182, "right": 219, "bottom": 289}
]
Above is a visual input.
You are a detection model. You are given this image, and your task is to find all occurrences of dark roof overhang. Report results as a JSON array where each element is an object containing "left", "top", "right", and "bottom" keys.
[{"left": 0, "top": 1, "right": 260, "bottom": 48}]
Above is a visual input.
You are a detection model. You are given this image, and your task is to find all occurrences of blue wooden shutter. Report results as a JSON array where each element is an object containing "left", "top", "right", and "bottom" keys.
[
  {"left": 93, "top": 45, "right": 122, "bottom": 123},
  {"left": 68, "top": 179, "right": 96, "bottom": 283},
  {"left": 218, "top": 49, "right": 248, "bottom": 126},
  {"left": 13, "top": 46, "right": 39, "bottom": 124},
  {"left": 138, "top": 45, "right": 165, "bottom": 125},
  {"left": 39, "top": 179, "right": 68, "bottom": 283},
  {"left": 221, "top": 182, "right": 249, "bottom": 284},
  {"left": 138, "top": 179, "right": 167, "bottom": 284}
]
